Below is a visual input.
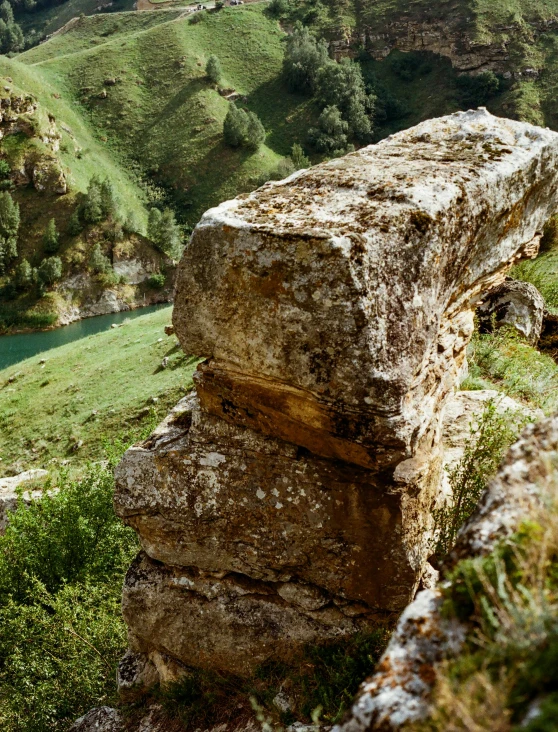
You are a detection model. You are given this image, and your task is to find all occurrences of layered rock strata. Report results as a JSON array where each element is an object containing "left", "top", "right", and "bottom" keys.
[{"left": 115, "top": 110, "right": 558, "bottom": 684}]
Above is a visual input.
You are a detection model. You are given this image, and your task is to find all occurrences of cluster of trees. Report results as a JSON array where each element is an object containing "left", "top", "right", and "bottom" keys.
[
  {"left": 223, "top": 102, "right": 266, "bottom": 151},
  {"left": 0, "top": 1, "right": 23, "bottom": 53},
  {"left": 284, "top": 23, "right": 376, "bottom": 155}
]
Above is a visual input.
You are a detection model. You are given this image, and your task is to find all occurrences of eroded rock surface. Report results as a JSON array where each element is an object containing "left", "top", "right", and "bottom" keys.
[
  {"left": 335, "top": 415, "right": 558, "bottom": 731},
  {"left": 478, "top": 278, "right": 546, "bottom": 344},
  {"left": 115, "top": 110, "right": 558, "bottom": 684}
]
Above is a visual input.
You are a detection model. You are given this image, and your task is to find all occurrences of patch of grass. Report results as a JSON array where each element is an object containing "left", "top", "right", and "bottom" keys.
[
  {"left": 0, "top": 306, "right": 198, "bottom": 476},
  {"left": 415, "top": 464, "right": 558, "bottom": 731},
  {"left": 463, "top": 328, "right": 558, "bottom": 414},
  {"left": 512, "top": 252, "right": 558, "bottom": 313},
  {"left": 17, "top": 5, "right": 318, "bottom": 226}
]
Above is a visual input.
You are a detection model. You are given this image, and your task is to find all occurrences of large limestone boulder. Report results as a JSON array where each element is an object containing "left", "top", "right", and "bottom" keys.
[
  {"left": 115, "top": 109, "right": 558, "bottom": 683},
  {"left": 173, "top": 109, "right": 555, "bottom": 471}
]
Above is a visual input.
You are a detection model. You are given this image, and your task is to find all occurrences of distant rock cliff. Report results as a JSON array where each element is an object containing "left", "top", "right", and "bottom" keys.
[{"left": 114, "top": 110, "right": 558, "bottom": 693}]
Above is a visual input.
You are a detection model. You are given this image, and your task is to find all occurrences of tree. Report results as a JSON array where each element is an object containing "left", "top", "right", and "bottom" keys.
[
  {"left": 67, "top": 208, "right": 82, "bottom": 236},
  {"left": 456, "top": 71, "right": 501, "bottom": 107},
  {"left": 43, "top": 218, "right": 59, "bottom": 254},
  {"left": 245, "top": 111, "right": 265, "bottom": 150},
  {"left": 223, "top": 103, "right": 247, "bottom": 148},
  {"left": 88, "top": 243, "right": 111, "bottom": 274},
  {"left": 148, "top": 207, "right": 182, "bottom": 260},
  {"left": 123, "top": 210, "right": 141, "bottom": 235},
  {"left": 307, "top": 105, "right": 349, "bottom": 154},
  {"left": 0, "top": 1, "right": 13, "bottom": 23},
  {"left": 0, "top": 190, "right": 19, "bottom": 273},
  {"left": 15, "top": 258, "right": 32, "bottom": 290},
  {"left": 147, "top": 208, "right": 162, "bottom": 242},
  {"left": 37, "top": 256, "right": 62, "bottom": 287},
  {"left": 291, "top": 143, "right": 310, "bottom": 169},
  {"left": 82, "top": 176, "right": 103, "bottom": 224},
  {"left": 100, "top": 179, "right": 118, "bottom": 220},
  {"left": 206, "top": 55, "right": 222, "bottom": 84},
  {"left": 315, "top": 58, "right": 375, "bottom": 141},
  {"left": 283, "top": 23, "right": 330, "bottom": 94},
  {"left": 268, "top": 0, "right": 288, "bottom": 17},
  {"left": 223, "top": 103, "right": 265, "bottom": 151}
]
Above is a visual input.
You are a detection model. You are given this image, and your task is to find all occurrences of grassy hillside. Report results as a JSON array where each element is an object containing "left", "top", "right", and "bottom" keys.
[
  {"left": 0, "top": 306, "right": 198, "bottom": 477},
  {"left": 17, "top": 6, "right": 317, "bottom": 225}
]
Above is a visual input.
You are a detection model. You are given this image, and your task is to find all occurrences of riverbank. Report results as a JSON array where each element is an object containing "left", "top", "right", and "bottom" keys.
[{"left": 0, "top": 306, "right": 198, "bottom": 477}]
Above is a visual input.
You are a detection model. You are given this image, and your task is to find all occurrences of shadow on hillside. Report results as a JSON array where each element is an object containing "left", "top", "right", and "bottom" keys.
[
  {"left": 143, "top": 77, "right": 209, "bottom": 135},
  {"left": 245, "top": 76, "right": 317, "bottom": 156}
]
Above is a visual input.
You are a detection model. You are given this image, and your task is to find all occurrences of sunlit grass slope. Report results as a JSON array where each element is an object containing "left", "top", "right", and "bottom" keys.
[
  {"left": 18, "top": 6, "right": 316, "bottom": 225},
  {"left": 0, "top": 306, "right": 198, "bottom": 476}
]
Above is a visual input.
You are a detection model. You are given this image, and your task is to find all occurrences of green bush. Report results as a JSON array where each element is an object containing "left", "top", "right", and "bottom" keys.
[
  {"left": 147, "top": 272, "right": 166, "bottom": 289},
  {"left": 37, "top": 255, "right": 62, "bottom": 286},
  {"left": 223, "top": 103, "right": 266, "bottom": 151},
  {"left": 0, "top": 159, "right": 10, "bottom": 178},
  {"left": 431, "top": 399, "right": 529, "bottom": 558},
  {"left": 0, "top": 459, "right": 138, "bottom": 731},
  {"left": 283, "top": 22, "right": 329, "bottom": 94},
  {"left": 456, "top": 71, "right": 501, "bottom": 107},
  {"left": 308, "top": 105, "right": 349, "bottom": 154},
  {"left": 206, "top": 54, "right": 222, "bottom": 84},
  {"left": 43, "top": 217, "right": 60, "bottom": 254}
]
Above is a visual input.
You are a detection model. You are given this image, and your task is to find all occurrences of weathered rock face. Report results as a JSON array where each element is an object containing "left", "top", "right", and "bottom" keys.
[
  {"left": 335, "top": 414, "right": 558, "bottom": 731},
  {"left": 116, "top": 110, "right": 558, "bottom": 684},
  {"left": 331, "top": 15, "right": 556, "bottom": 78},
  {"left": 0, "top": 469, "right": 48, "bottom": 533},
  {"left": 173, "top": 109, "right": 555, "bottom": 473},
  {"left": 478, "top": 278, "right": 546, "bottom": 345}
]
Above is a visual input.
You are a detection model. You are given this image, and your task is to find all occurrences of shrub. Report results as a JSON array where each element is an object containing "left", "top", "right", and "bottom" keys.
[
  {"left": 0, "top": 190, "right": 19, "bottom": 273},
  {"left": 0, "top": 460, "right": 138, "bottom": 731},
  {"left": 291, "top": 142, "right": 311, "bottom": 169},
  {"left": 148, "top": 208, "right": 182, "bottom": 260},
  {"left": 268, "top": 0, "right": 289, "bottom": 16},
  {"left": 456, "top": 71, "right": 501, "bottom": 107},
  {"left": 431, "top": 399, "right": 529, "bottom": 558},
  {"left": 315, "top": 58, "right": 375, "bottom": 141},
  {"left": 82, "top": 176, "right": 104, "bottom": 224},
  {"left": 43, "top": 217, "right": 60, "bottom": 254},
  {"left": 206, "top": 54, "right": 222, "bottom": 84},
  {"left": 67, "top": 208, "right": 83, "bottom": 236},
  {"left": 14, "top": 258, "right": 32, "bottom": 290},
  {"left": 0, "top": 159, "right": 10, "bottom": 178},
  {"left": 147, "top": 272, "right": 165, "bottom": 289}
]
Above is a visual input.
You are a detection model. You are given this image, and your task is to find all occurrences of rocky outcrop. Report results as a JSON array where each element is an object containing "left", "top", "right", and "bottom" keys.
[
  {"left": 330, "top": 14, "right": 557, "bottom": 77},
  {"left": 335, "top": 414, "right": 558, "bottom": 731},
  {"left": 115, "top": 110, "right": 558, "bottom": 686},
  {"left": 0, "top": 469, "right": 48, "bottom": 533},
  {"left": 478, "top": 278, "right": 546, "bottom": 345}
]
